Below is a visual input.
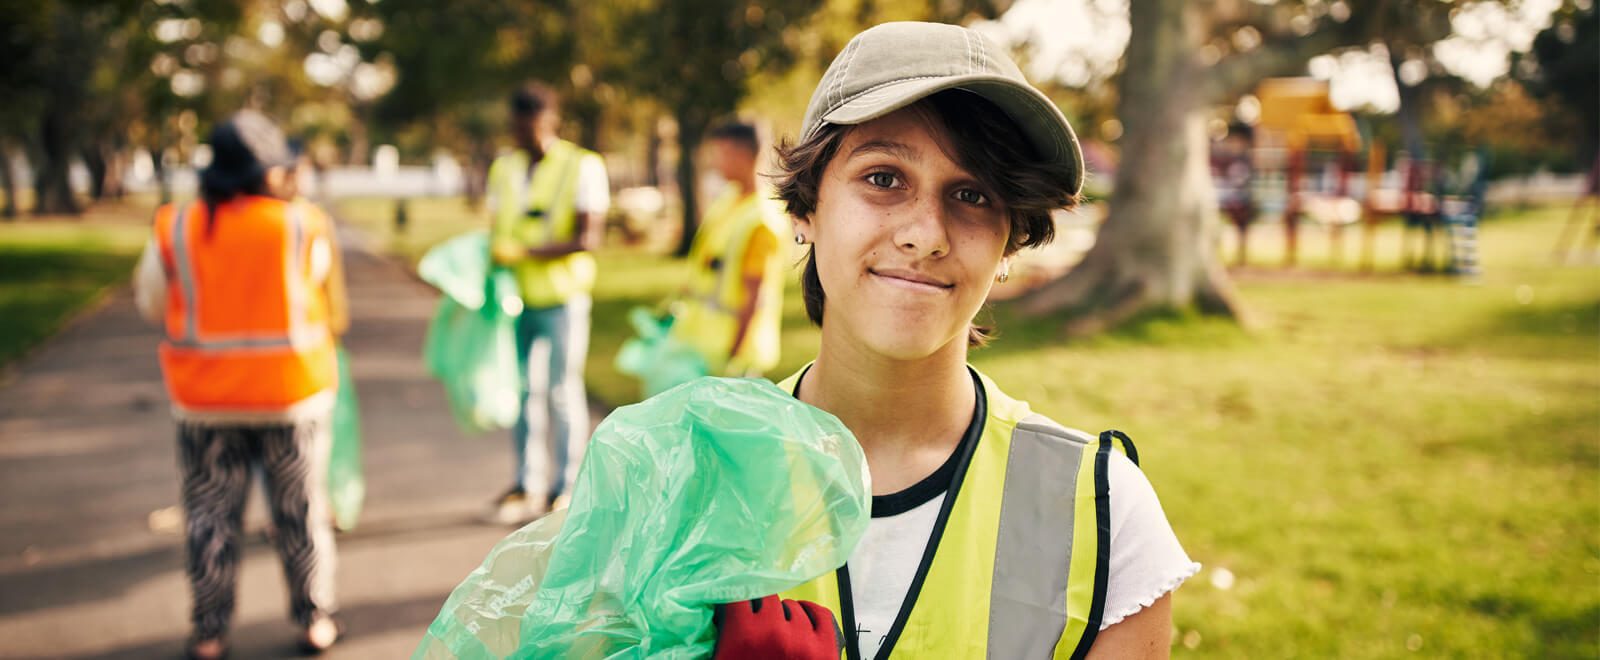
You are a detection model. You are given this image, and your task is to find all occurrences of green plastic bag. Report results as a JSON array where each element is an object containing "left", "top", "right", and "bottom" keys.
[
  {"left": 329, "top": 345, "right": 365, "bottom": 532},
  {"left": 415, "top": 378, "right": 870, "bottom": 660},
  {"left": 420, "top": 231, "right": 525, "bottom": 432},
  {"left": 614, "top": 307, "right": 709, "bottom": 398}
]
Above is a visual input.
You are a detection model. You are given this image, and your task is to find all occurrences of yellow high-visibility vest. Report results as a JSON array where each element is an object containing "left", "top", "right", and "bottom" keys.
[
  {"left": 778, "top": 366, "right": 1138, "bottom": 660},
  {"left": 488, "top": 140, "right": 600, "bottom": 308},
  {"left": 670, "top": 186, "right": 789, "bottom": 375}
]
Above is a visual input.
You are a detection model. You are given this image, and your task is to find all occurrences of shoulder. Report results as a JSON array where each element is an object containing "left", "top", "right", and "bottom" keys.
[
  {"left": 487, "top": 151, "right": 520, "bottom": 181},
  {"left": 1100, "top": 442, "right": 1199, "bottom": 628},
  {"left": 152, "top": 202, "right": 179, "bottom": 234},
  {"left": 576, "top": 150, "right": 607, "bottom": 180}
]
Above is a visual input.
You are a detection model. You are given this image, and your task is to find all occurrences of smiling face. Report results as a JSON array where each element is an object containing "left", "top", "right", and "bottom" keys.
[{"left": 795, "top": 107, "right": 1011, "bottom": 362}]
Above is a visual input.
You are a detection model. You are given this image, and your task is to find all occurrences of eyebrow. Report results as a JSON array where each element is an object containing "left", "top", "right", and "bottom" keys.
[{"left": 847, "top": 139, "right": 920, "bottom": 163}]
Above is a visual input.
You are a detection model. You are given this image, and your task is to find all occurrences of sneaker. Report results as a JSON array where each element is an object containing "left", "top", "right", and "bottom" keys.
[
  {"left": 488, "top": 487, "right": 544, "bottom": 525},
  {"left": 298, "top": 615, "right": 342, "bottom": 655}
]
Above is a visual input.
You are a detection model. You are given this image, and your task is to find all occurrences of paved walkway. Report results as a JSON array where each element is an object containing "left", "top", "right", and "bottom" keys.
[{"left": 0, "top": 239, "right": 581, "bottom": 658}]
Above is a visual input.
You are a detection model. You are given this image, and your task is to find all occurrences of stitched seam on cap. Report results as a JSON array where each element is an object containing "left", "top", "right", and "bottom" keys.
[
  {"left": 964, "top": 30, "right": 976, "bottom": 75},
  {"left": 823, "top": 74, "right": 955, "bottom": 117},
  {"left": 833, "top": 40, "right": 859, "bottom": 111},
  {"left": 976, "top": 30, "right": 993, "bottom": 72}
]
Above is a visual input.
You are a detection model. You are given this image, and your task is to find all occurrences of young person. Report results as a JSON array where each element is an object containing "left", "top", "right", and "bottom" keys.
[
  {"left": 134, "top": 110, "right": 347, "bottom": 658},
  {"left": 713, "top": 22, "right": 1198, "bottom": 660},
  {"left": 486, "top": 82, "right": 610, "bottom": 523},
  {"left": 669, "top": 121, "right": 790, "bottom": 378}
]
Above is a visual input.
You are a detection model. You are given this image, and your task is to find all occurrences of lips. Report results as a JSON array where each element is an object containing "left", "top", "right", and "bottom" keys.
[{"left": 869, "top": 267, "right": 954, "bottom": 291}]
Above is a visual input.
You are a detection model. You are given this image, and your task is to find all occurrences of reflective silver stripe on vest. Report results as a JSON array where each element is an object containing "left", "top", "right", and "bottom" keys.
[
  {"left": 987, "top": 414, "right": 1096, "bottom": 658},
  {"left": 171, "top": 206, "right": 200, "bottom": 344},
  {"left": 552, "top": 147, "right": 579, "bottom": 242},
  {"left": 166, "top": 203, "right": 305, "bottom": 352}
]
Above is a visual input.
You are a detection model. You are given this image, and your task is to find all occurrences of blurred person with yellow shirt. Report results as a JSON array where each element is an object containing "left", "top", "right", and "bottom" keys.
[{"left": 669, "top": 122, "right": 790, "bottom": 378}]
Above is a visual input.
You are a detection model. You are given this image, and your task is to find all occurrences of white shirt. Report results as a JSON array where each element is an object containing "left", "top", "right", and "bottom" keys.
[{"left": 846, "top": 451, "right": 1198, "bottom": 659}]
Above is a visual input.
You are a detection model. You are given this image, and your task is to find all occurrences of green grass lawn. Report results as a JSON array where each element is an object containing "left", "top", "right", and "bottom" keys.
[
  {"left": 340, "top": 196, "right": 1598, "bottom": 657},
  {"left": 0, "top": 208, "right": 150, "bottom": 368}
]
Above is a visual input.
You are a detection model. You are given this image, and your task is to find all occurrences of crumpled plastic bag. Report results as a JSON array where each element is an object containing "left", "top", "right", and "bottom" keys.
[
  {"left": 419, "top": 231, "right": 525, "bottom": 432},
  {"left": 614, "top": 307, "right": 709, "bottom": 398},
  {"left": 329, "top": 345, "right": 365, "bottom": 531},
  {"left": 414, "top": 377, "right": 870, "bottom": 660}
]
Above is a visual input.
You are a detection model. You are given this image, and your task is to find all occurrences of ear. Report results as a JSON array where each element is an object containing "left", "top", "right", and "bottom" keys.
[
  {"left": 264, "top": 166, "right": 292, "bottom": 199},
  {"left": 791, "top": 213, "right": 814, "bottom": 243}
]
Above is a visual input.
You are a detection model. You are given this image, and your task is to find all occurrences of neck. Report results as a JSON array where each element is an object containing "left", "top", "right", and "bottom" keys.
[
  {"left": 731, "top": 172, "right": 757, "bottom": 196},
  {"left": 800, "top": 326, "right": 973, "bottom": 457},
  {"left": 524, "top": 134, "right": 559, "bottom": 161}
]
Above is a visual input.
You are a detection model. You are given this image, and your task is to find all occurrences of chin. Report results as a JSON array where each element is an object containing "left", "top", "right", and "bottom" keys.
[{"left": 856, "top": 321, "right": 962, "bottom": 362}]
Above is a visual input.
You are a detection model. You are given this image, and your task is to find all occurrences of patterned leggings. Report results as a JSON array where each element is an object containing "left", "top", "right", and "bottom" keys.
[{"left": 177, "top": 419, "right": 338, "bottom": 640}]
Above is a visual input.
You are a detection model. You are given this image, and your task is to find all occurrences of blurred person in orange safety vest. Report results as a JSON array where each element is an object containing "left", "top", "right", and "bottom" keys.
[
  {"left": 667, "top": 121, "right": 790, "bottom": 378},
  {"left": 133, "top": 110, "right": 347, "bottom": 659}
]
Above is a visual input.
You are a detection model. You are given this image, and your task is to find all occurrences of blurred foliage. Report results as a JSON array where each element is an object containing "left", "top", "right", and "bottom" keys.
[
  {"left": 1514, "top": 0, "right": 1599, "bottom": 168},
  {"left": 0, "top": 205, "right": 148, "bottom": 365},
  {"left": 0, "top": 0, "right": 1587, "bottom": 222}
]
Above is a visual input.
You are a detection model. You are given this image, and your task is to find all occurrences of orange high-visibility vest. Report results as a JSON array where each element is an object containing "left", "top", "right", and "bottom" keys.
[{"left": 153, "top": 196, "right": 337, "bottom": 415}]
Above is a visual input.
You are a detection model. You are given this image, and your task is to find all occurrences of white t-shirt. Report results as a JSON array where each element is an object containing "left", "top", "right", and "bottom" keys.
[{"left": 846, "top": 447, "right": 1198, "bottom": 659}]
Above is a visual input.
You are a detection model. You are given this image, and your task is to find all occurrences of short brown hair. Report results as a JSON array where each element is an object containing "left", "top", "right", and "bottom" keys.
[{"left": 773, "top": 89, "right": 1080, "bottom": 347}]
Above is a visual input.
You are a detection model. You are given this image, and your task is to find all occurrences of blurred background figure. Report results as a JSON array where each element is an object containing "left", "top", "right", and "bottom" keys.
[
  {"left": 486, "top": 82, "right": 609, "bottom": 524},
  {"left": 667, "top": 121, "right": 790, "bottom": 379},
  {"left": 131, "top": 110, "right": 347, "bottom": 658}
]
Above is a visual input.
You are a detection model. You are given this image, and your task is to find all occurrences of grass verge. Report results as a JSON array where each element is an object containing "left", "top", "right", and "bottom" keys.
[
  {"left": 0, "top": 206, "right": 151, "bottom": 368},
  {"left": 339, "top": 196, "right": 1599, "bottom": 657}
]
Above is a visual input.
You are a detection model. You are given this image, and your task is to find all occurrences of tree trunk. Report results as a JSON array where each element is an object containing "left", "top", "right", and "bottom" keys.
[
  {"left": 34, "top": 110, "right": 80, "bottom": 216},
  {"left": 1, "top": 143, "right": 17, "bottom": 219},
  {"left": 1387, "top": 46, "right": 1426, "bottom": 160},
  {"left": 1017, "top": 0, "right": 1243, "bottom": 333},
  {"left": 672, "top": 108, "right": 705, "bottom": 257},
  {"left": 152, "top": 144, "right": 172, "bottom": 205},
  {"left": 82, "top": 143, "right": 107, "bottom": 200},
  {"left": 646, "top": 126, "right": 661, "bottom": 187}
]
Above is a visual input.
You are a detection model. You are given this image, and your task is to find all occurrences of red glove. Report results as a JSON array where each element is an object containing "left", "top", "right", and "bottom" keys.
[{"left": 713, "top": 595, "right": 842, "bottom": 660}]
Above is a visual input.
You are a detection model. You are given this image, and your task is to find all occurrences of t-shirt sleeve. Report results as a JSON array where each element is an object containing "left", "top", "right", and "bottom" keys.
[
  {"left": 133, "top": 236, "right": 166, "bottom": 324},
  {"left": 574, "top": 154, "right": 610, "bottom": 216},
  {"left": 1100, "top": 451, "right": 1200, "bottom": 630},
  {"left": 740, "top": 224, "right": 778, "bottom": 280}
]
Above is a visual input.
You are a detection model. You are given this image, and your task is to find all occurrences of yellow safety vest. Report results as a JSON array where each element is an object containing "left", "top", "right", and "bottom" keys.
[
  {"left": 778, "top": 367, "right": 1138, "bottom": 660},
  {"left": 488, "top": 140, "right": 600, "bottom": 308},
  {"left": 670, "top": 186, "right": 788, "bottom": 375}
]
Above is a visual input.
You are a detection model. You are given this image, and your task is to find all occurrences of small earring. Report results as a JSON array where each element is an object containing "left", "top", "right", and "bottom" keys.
[
  {"left": 794, "top": 233, "right": 806, "bottom": 245},
  {"left": 996, "top": 267, "right": 1009, "bottom": 283}
]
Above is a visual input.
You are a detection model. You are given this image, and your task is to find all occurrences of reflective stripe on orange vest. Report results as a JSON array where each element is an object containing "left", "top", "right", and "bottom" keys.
[
  {"left": 156, "top": 198, "right": 335, "bottom": 414},
  {"left": 167, "top": 204, "right": 326, "bottom": 351}
]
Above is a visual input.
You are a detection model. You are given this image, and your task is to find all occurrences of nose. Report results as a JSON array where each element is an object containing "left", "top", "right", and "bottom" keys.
[{"left": 892, "top": 194, "right": 950, "bottom": 259}]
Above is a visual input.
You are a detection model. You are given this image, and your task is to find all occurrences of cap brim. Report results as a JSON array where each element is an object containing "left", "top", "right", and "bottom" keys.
[{"left": 820, "top": 74, "right": 1084, "bottom": 195}]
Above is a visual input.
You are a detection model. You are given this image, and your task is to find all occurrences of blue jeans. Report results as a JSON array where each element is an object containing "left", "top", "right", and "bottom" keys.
[{"left": 511, "top": 295, "right": 591, "bottom": 500}]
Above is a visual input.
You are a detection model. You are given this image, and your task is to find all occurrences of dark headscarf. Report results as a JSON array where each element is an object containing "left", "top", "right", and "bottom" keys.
[{"left": 198, "top": 110, "right": 293, "bottom": 236}]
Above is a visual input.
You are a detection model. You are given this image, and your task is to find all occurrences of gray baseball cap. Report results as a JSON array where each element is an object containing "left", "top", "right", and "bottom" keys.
[{"left": 801, "top": 21, "right": 1084, "bottom": 195}]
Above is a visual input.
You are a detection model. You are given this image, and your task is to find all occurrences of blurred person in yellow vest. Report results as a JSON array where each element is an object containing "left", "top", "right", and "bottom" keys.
[
  {"left": 132, "top": 110, "right": 347, "bottom": 658},
  {"left": 669, "top": 121, "right": 790, "bottom": 377},
  {"left": 486, "top": 82, "right": 610, "bottom": 524}
]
